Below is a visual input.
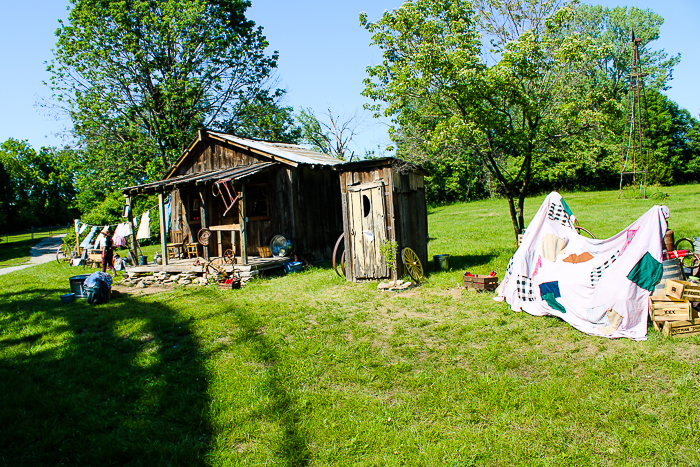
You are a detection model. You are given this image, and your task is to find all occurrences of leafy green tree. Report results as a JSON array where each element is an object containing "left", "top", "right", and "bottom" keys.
[
  {"left": 221, "top": 89, "right": 301, "bottom": 143},
  {"left": 0, "top": 161, "right": 11, "bottom": 232},
  {"left": 0, "top": 139, "right": 76, "bottom": 230},
  {"left": 570, "top": 5, "right": 679, "bottom": 102},
  {"left": 362, "top": 0, "right": 606, "bottom": 239},
  {"left": 644, "top": 89, "right": 700, "bottom": 185},
  {"left": 47, "top": 0, "right": 286, "bottom": 185}
]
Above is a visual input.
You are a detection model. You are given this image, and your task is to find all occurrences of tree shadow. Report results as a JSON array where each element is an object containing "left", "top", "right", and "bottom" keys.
[
  {"left": 444, "top": 254, "right": 498, "bottom": 272},
  {"left": 227, "top": 305, "right": 310, "bottom": 466},
  {"left": 0, "top": 287, "right": 211, "bottom": 466},
  {"left": 0, "top": 238, "right": 38, "bottom": 265}
]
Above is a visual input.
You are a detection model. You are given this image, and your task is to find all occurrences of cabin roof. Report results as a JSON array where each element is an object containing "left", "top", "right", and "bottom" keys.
[
  {"left": 122, "top": 162, "right": 276, "bottom": 195},
  {"left": 164, "top": 130, "right": 343, "bottom": 179}
]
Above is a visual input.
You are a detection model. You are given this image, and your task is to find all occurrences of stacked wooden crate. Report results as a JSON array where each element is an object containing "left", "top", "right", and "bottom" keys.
[{"left": 649, "top": 279, "right": 700, "bottom": 337}]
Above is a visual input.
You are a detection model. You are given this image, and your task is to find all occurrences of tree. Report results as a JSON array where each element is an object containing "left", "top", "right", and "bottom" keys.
[
  {"left": 297, "top": 107, "right": 363, "bottom": 160},
  {"left": 47, "top": 0, "right": 286, "bottom": 186},
  {"left": 0, "top": 139, "right": 76, "bottom": 230},
  {"left": 362, "top": 0, "right": 606, "bottom": 240},
  {"left": 570, "top": 5, "right": 680, "bottom": 102},
  {"left": 220, "top": 89, "right": 301, "bottom": 143}
]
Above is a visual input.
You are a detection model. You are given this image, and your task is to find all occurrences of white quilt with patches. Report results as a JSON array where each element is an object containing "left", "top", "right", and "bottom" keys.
[{"left": 496, "top": 192, "right": 668, "bottom": 340}]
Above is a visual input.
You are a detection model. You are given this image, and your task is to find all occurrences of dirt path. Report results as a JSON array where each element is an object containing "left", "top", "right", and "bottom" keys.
[{"left": 0, "top": 235, "right": 66, "bottom": 276}]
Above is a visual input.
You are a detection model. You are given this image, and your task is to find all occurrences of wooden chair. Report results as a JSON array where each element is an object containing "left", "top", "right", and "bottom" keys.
[
  {"left": 186, "top": 243, "right": 199, "bottom": 259},
  {"left": 167, "top": 231, "right": 185, "bottom": 259}
]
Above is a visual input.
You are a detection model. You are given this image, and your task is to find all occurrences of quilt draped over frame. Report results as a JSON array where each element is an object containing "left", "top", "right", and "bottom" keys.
[{"left": 496, "top": 192, "right": 668, "bottom": 340}]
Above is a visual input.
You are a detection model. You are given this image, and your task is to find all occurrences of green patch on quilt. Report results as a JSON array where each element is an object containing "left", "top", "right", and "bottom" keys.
[
  {"left": 542, "top": 292, "right": 567, "bottom": 313},
  {"left": 627, "top": 252, "right": 663, "bottom": 291},
  {"left": 560, "top": 197, "right": 573, "bottom": 218}
]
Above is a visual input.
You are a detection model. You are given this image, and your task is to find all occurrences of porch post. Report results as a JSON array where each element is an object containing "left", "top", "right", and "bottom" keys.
[
  {"left": 127, "top": 195, "right": 140, "bottom": 264},
  {"left": 239, "top": 183, "right": 248, "bottom": 264},
  {"left": 199, "top": 186, "right": 209, "bottom": 260},
  {"left": 158, "top": 192, "right": 168, "bottom": 266}
]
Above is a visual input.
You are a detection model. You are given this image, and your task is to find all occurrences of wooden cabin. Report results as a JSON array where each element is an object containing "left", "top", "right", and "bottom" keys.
[
  {"left": 337, "top": 158, "right": 429, "bottom": 281},
  {"left": 122, "top": 130, "right": 344, "bottom": 270}
]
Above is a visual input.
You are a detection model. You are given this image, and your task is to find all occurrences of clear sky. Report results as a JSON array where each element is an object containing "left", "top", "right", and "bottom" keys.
[{"left": 0, "top": 0, "right": 698, "bottom": 155}]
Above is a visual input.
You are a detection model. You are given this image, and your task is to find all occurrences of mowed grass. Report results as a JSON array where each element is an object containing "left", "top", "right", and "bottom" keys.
[{"left": 1, "top": 186, "right": 699, "bottom": 466}]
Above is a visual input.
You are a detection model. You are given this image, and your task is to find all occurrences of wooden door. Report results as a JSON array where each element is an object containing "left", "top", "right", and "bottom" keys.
[{"left": 348, "top": 182, "right": 388, "bottom": 279}]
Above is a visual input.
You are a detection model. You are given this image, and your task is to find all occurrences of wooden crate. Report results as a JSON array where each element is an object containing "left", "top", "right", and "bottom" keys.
[
  {"left": 664, "top": 280, "right": 700, "bottom": 301},
  {"left": 663, "top": 319, "right": 700, "bottom": 338},
  {"left": 463, "top": 272, "right": 498, "bottom": 291},
  {"left": 649, "top": 296, "right": 694, "bottom": 322}
]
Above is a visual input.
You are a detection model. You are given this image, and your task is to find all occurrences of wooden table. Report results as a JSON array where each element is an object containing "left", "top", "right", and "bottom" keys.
[{"left": 208, "top": 224, "right": 241, "bottom": 259}]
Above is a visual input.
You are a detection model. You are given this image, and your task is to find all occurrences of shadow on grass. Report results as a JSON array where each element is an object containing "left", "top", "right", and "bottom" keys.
[
  {"left": 447, "top": 254, "right": 498, "bottom": 271},
  {"left": 0, "top": 287, "right": 210, "bottom": 466},
  {"left": 228, "top": 306, "right": 310, "bottom": 466},
  {"left": 0, "top": 238, "right": 38, "bottom": 265}
]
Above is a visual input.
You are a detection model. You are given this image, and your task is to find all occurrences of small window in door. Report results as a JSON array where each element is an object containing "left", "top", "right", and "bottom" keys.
[{"left": 363, "top": 195, "right": 371, "bottom": 217}]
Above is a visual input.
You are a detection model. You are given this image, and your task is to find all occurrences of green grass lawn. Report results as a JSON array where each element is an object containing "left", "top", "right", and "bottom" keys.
[
  {"left": 0, "top": 238, "right": 39, "bottom": 267},
  {"left": 1, "top": 186, "right": 699, "bottom": 466}
]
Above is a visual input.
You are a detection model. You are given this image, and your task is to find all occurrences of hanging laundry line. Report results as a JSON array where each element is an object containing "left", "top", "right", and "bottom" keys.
[{"left": 74, "top": 196, "right": 171, "bottom": 232}]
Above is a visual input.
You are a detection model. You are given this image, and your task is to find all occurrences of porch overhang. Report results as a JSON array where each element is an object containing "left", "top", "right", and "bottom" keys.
[{"left": 121, "top": 162, "right": 278, "bottom": 195}]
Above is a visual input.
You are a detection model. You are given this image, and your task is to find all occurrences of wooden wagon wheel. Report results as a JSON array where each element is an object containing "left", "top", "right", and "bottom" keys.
[
  {"left": 402, "top": 247, "right": 425, "bottom": 282},
  {"left": 332, "top": 233, "right": 346, "bottom": 277},
  {"left": 674, "top": 238, "right": 698, "bottom": 276},
  {"left": 223, "top": 249, "right": 235, "bottom": 264},
  {"left": 205, "top": 258, "right": 228, "bottom": 279},
  {"left": 198, "top": 228, "right": 211, "bottom": 246}
]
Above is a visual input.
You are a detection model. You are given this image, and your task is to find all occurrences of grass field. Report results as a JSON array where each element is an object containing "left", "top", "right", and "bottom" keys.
[{"left": 1, "top": 186, "right": 699, "bottom": 466}]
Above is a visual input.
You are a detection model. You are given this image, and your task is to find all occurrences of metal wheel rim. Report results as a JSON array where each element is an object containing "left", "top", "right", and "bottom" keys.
[
  {"left": 402, "top": 247, "right": 424, "bottom": 282},
  {"left": 56, "top": 244, "right": 71, "bottom": 264},
  {"left": 332, "top": 233, "right": 346, "bottom": 277},
  {"left": 198, "top": 228, "right": 211, "bottom": 246}
]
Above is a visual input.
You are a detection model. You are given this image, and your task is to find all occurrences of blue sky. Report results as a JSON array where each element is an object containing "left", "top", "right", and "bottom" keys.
[{"left": 1, "top": 0, "right": 697, "bottom": 155}]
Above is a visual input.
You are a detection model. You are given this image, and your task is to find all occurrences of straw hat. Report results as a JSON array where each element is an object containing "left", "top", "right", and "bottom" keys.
[{"left": 101, "top": 226, "right": 111, "bottom": 235}]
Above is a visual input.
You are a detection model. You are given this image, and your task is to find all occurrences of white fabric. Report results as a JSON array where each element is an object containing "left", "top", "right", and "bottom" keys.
[
  {"left": 78, "top": 222, "right": 88, "bottom": 235},
  {"left": 94, "top": 233, "right": 105, "bottom": 250},
  {"left": 136, "top": 212, "right": 151, "bottom": 240},
  {"left": 496, "top": 192, "right": 667, "bottom": 341}
]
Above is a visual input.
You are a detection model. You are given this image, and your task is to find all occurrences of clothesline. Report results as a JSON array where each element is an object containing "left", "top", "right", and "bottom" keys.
[
  {"left": 76, "top": 196, "right": 171, "bottom": 250},
  {"left": 75, "top": 196, "right": 170, "bottom": 231}
]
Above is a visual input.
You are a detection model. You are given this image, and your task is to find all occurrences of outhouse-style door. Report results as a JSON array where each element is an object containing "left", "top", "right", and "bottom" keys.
[{"left": 347, "top": 181, "right": 388, "bottom": 279}]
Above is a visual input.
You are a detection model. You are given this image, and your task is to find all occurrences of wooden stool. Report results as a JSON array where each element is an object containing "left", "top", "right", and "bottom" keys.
[{"left": 186, "top": 243, "right": 199, "bottom": 259}]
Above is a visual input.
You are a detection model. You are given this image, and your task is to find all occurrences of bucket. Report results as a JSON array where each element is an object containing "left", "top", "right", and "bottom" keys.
[
  {"left": 69, "top": 274, "right": 90, "bottom": 298},
  {"left": 433, "top": 254, "right": 450, "bottom": 271},
  {"left": 60, "top": 293, "right": 75, "bottom": 304},
  {"left": 139, "top": 255, "right": 148, "bottom": 266},
  {"left": 652, "top": 258, "right": 685, "bottom": 297}
]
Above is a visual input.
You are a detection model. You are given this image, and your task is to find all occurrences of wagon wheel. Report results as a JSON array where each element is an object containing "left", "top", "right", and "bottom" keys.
[
  {"left": 56, "top": 244, "right": 72, "bottom": 264},
  {"left": 686, "top": 253, "right": 700, "bottom": 278},
  {"left": 402, "top": 247, "right": 425, "bottom": 282},
  {"left": 205, "top": 258, "right": 228, "bottom": 280},
  {"left": 574, "top": 220, "right": 596, "bottom": 239},
  {"left": 223, "top": 249, "right": 235, "bottom": 264},
  {"left": 332, "top": 233, "right": 346, "bottom": 277},
  {"left": 674, "top": 237, "right": 694, "bottom": 253},
  {"left": 198, "top": 228, "right": 211, "bottom": 246}
]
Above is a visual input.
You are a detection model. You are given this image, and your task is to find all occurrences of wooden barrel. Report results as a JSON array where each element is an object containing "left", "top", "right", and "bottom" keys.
[{"left": 652, "top": 258, "right": 685, "bottom": 297}]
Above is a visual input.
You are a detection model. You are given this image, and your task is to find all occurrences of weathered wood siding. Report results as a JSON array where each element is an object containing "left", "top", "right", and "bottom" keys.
[
  {"left": 292, "top": 166, "right": 343, "bottom": 261},
  {"left": 177, "top": 139, "right": 264, "bottom": 176},
  {"left": 168, "top": 138, "right": 342, "bottom": 263},
  {"left": 339, "top": 161, "right": 428, "bottom": 282}
]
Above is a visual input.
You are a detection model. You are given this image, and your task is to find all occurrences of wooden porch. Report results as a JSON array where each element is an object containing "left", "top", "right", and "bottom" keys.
[{"left": 125, "top": 255, "right": 293, "bottom": 274}]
